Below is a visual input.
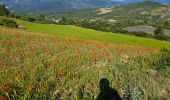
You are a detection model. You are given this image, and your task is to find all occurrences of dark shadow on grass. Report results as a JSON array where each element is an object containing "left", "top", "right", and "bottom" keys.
[{"left": 96, "top": 78, "right": 122, "bottom": 100}]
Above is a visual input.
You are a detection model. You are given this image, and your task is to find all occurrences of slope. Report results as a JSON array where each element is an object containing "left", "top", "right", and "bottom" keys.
[
  {"left": 49, "top": 1, "right": 170, "bottom": 21},
  {"left": 10, "top": 19, "right": 170, "bottom": 50}
]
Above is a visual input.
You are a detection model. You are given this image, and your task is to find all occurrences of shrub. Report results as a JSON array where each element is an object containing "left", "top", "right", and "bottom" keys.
[
  {"left": 131, "top": 31, "right": 148, "bottom": 37},
  {"left": 0, "top": 4, "right": 9, "bottom": 16},
  {"left": 154, "top": 34, "right": 170, "bottom": 41},
  {"left": 0, "top": 18, "right": 18, "bottom": 28},
  {"left": 154, "top": 26, "right": 164, "bottom": 36},
  {"left": 153, "top": 51, "right": 170, "bottom": 77}
]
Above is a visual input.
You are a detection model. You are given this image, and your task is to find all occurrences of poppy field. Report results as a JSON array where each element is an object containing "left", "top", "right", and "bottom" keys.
[{"left": 0, "top": 28, "right": 170, "bottom": 100}]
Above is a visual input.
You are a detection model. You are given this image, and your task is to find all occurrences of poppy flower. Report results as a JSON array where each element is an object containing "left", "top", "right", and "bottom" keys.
[{"left": 88, "top": 82, "right": 94, "bottom": 88}]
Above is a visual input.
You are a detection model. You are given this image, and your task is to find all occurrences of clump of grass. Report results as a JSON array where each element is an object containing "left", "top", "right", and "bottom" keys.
[{"left": 153, "top": 50, "right": 170, "bottom": 77}]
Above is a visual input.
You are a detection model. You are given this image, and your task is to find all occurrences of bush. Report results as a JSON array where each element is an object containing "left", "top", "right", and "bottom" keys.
[
  {"left": 153, "top": 51, "right": 170, "bottom": 77},
  {"left": 131, "top": 31, "right": 148, "bottom": 37},
  {"left": 27, "top": 17, "right": 36, "bottom": 22},
  {"left": 0, "top": 18, "right": 18, "bottom": 28},
  {"left": 154, "top": 26, "right": 164, "bottom": 36},
  {"left": 0, "top": 4, "right": 9, "bottom": 16},
  {"left": 154, "top": 35, "right": 170, "bottom": 41}
]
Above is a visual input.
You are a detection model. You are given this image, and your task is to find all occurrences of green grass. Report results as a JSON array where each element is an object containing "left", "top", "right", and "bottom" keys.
[
  {"left": 0, "top": 18, "right": 170, "bottom": 50},
  {"left": 14, "top": 19, "right": 170, "bottom": 50}
]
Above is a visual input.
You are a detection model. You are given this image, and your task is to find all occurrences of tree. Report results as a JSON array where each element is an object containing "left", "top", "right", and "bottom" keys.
[
  {"left": 164, "top": 21, "right": 169, "bottom": 26},
  {"left": 163, "top": 21, "right": 170, "bottom": 29},
  {"left": 154, "top": 26, "right": 164, "bottom": 36},
  {"left": 8, "top": 11, "right": 16, "bottom": 18},
  {"left": 37, "top": 14, "right": 45, "bottom": 21},
  {"left": 0, "top": 4, "right": 9, "bottom": 16}
]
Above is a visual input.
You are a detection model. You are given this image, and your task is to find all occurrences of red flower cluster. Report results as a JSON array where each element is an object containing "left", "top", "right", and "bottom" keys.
[
  {"left": 0, "top": 82, "right": 10, "bottom": 100},
  {"left": 88, "top": 82, "right": 94, "bottom": 88},
  {"left": 57, "top": 71, "right": 72, "bottom": 81},
  {"left": 108, "top": 57, "right": 114, "bottom": 62},
  {"left": 0, "top": 59, "right": 3, "bottom": 66},
  {"left": 0, "top": 96, "right": 6, "bottom": 100},
  {"left": 92, "top": 56, "right": 97, "bottom": 64},
  {"left": 55, "top": 60, "right": 60, "bottom": 67}
]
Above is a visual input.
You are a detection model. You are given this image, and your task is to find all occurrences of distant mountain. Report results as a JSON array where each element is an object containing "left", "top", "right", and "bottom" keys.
[
  {"left": 1, "top": 0, "right": 170, "bottom": 13},
  {"left": 0, "top": 0, "right": 124, "bottom": 13},
  {"left": 122, "top": 0, "right": 170, "bottom": 4},
  {"left": 49, "top": 1, "right": 170, "bottom": 21}
]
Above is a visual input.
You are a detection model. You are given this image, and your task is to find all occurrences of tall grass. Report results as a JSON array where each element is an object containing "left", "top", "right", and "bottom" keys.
[{"left": 0, "top": 29, "right": 169, "bottom": 99}]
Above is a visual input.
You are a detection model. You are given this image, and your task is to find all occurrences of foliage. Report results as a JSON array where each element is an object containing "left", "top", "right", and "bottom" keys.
[
  {"left": 130, "top": 31, "right": 148, "bottom": 37},
  {"left": 153, "top": 51, "right": 170, "bottom": 77},
  {"left": 163, "top": 21, "right": 170, "bottom": 29},
  {"left": 41, "top": 17, "right": 169, "bottom": 41},
  {"left": 0, "top": 4, "right": 9, "bottom": 16},
  {"left": 154, "top": 26, "right": 164, "bottom": 36},
  {"left": 154, "top": 34, "right": 170, "bottom": 41},
  {"left": 8, "top": 11, "right": 17, "bottom": 18},
  {"left": 0, "top": 18, "right": 18, "bottom": 28}
]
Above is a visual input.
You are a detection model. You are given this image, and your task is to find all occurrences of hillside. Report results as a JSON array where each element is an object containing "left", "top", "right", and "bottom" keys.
[
  {"left": 49, "top": 1, "right": 170, "bottom": 22},
  {"left": 4, "top": 19, "right": 167, "bottom": 50},
  {"left": 0, "top": 26, "right": 170, "bottom": 99}
]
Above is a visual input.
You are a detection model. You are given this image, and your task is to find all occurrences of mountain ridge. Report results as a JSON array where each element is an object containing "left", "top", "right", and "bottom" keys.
[
  {"left": 0, "top": 0, "right": 123, "bottom": 13},
  {"left": 1, "top": 0, "right": 170, "bottom": 13}
]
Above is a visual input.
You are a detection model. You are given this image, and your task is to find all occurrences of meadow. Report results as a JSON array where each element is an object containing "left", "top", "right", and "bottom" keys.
[
  {"left": 15, "top": 19, "right": 170, "bottom": 50},
  {"left": 0, "top": 28, "right": 170, "bottom": 99}
]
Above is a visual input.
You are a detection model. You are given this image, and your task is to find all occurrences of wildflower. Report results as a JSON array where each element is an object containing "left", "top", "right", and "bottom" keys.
[
  {"left": 55, "top": 60, "right": 60, "bottom": 67},
  {"left": 67, "top": 72, "right": 72, "bottom": 78},
  {"left": 57, "top": 73, "right": 60, "bottom": 80},
  {"left": 116, "top": 50, "right": 121, "bottom": 56},
  {"left": 62, "top": 71, "right": 65, "bottom": 77},
  {"left": 4, "top": 84, "right": 10, "bottom": 93},
  {"left": 28, "top": 82, "right": 38, "bottom": 91},
  {"left": 29, "top": 83, "right": 35, "bottom": 92},
  {"left": 0, "top": 59, "right": 3, "bottom": 66},
  {"left": 88, "top": 82, "right": 94, "bottom": 88},
  {"left": 80, "top": 62, "right": 83, "bottom": 65},
  {"left": 108, "top": 57, "right": 114, "bottom": 62},
  {"left": 92, "top": 56, "right": 97, "bottom": 64},
  {"left": 39, "top": 83, "right": 45, "bottom": 90},
  {"left": 0, "top": 96, "right": 6, "bottom": 100},
  {"left": 122, "top": 55, "right": 130, "bottom": 63}
]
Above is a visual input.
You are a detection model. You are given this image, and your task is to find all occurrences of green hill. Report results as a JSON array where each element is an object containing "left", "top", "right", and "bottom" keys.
[
  {"left": 48, "top": 1, "right": 170, "bottom": 22},
  {"left": 7, "top": 19, "right": 169, "bottom": 50}
]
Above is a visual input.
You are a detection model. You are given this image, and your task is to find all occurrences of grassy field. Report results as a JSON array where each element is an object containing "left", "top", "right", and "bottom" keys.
[
  {"left": 0, "top": 28, "right": 170, "bottom": 99},
  {"left": 0, "top": 19, "right": 170, "bottom": 99},
  {"left": 14, "top": 19, "right": 170, "bottom": 50}
]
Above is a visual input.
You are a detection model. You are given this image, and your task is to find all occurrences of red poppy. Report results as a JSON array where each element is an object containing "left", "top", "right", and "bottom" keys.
[
  {"left": 0, "top": 96, "right": 6, "bottom": 100},
  {"left": 0, "top": 59, "right": 3, "bottom": 66},
  {"left": 55, "top": 61, "right": 60, "bottom": 67},
  {"left": 4, "top": 84, "right": 10, "bottom": 93},
  {"left": 62, "top": 71, "right": 65, "bottom": 77},
  {"left": 92, "top": 56, "right": 97, "bottom": 63},
  {"left": 57, "top": 73, "right": 60, "bottom": 80},
  {"left": 88, "top": 82, "right": 94, "bottom": 88},
  {"left": 108, "top": 57, "right": 114, "bottom": 62}
]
